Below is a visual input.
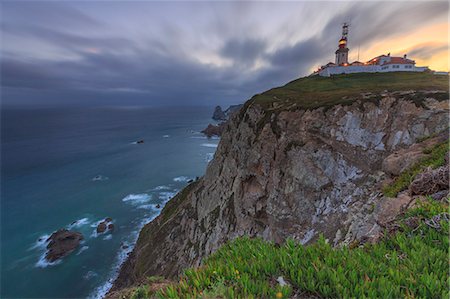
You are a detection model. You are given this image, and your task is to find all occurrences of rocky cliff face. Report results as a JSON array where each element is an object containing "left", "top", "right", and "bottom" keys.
[{"left": 110, "top": 90, "right": 448, "bottom": 293}]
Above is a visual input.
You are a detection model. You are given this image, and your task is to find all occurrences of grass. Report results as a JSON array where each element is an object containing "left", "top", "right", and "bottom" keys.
[
  {"left": 137, "top": 195, "right": 448, "bottom": 299},
  {"left": 382, "top": 141, "right": 449, "bottom": 197},
  {"left": 160, "top": 181, "right": 199, "bottom": 223},
  {"left": 248, "top": 72, "right": 448, "bottom": 111}
]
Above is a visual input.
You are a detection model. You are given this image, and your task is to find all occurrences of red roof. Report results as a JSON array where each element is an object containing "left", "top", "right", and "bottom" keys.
[{"left": 382, "top": 57, "right": 415, "bottom": 65}]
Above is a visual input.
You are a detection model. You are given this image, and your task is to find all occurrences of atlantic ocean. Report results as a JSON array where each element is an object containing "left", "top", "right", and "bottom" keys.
[{"left": 1, "top": 105, "right": 219, "bottom": 298}]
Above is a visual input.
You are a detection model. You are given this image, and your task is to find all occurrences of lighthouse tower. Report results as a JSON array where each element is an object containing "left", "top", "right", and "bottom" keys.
[{"left": 335, "top": 23, "right": 349, "bottom": 65}]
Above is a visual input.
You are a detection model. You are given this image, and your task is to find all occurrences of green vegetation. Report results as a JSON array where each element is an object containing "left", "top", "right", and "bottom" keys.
[
  {"left": 383, "top": 141, "right": 449, "bottom": 197},
  {"left": 139, "top": 196, "right": 448, "bottom": 299},
  {"left": 161, "top": 181, "right": 199, "bottom": 223},
  {"left": 126, "top": 141, "right": 449, "bottom": 298},
  {"left": 249, "top": 72, "right": 449, "bottom": 111}
]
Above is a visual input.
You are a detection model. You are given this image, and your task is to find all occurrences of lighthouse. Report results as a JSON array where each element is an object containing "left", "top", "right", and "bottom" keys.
[{"left": 335, "top": 23, "right": 349, "bottom": 65}]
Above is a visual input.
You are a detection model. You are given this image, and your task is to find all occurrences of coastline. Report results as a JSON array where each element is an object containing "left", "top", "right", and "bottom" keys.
[{"left": 93, "top": 140, "right": 218, "bottom": 298}]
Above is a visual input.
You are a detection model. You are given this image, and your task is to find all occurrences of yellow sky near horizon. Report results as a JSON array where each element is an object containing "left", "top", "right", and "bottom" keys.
[{"left": 347, "top": 22, "right": 448, "bottom": 71}]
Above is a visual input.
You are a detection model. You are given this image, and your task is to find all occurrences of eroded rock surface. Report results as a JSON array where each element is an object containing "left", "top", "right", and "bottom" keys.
[{"left": 110, "top": 93, "right": 449, "bottom": 293}]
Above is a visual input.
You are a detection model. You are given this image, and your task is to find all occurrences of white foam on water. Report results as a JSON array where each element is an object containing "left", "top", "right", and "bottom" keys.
[
  {"left": 173, "top": 176, "right": 193, "bottom": 182},
  {"left": 205, "top": 152, "right": 214, "bottom": 163},
  {"left": 29, "top": 234, "right": 50, "bottom": 250},
  {"left": 88, "top": 214, "right": 159, "bottom": 299},
  {"left": 163, "top": 135, "right": 170, "bottom": 138},
  {"left": 89, "top": 219, "right": 104, "bottom": 238},
  {"left": 90, "top": 218, "right": 116, "bottom": 238},
  {"left": 35, "top": 254, "right": 61, "bottom": 268},
  {"left": 32, "top": 217, "right": 91, "bottom": 267},
  {"left": 137, "top": 204, "right": 159, "bottom": 211},
  {"left": 67, "top": 217, "right": 90, "bottom": 229},
  {"left": 76, "top": 246, "right": 89, "bottom": 255},
  {"left": 150, "top": 185, "right": 171, "bottom": 191},
  {"left": 92, "top": 175, "right": 109, "bottom": 182},
  {"left": 158, "top": 191, "right": 177, "bottom": 203},
  {"left": 103, "top": 235, "right": 112, "bottom": 241},
  {"left": 201, "top": 143, "right": 218, "bottom": 148},
  {"left": 84, "top": 271, "right": 98, "bottom": 280},
  {"left": 122, "top": 193, "right": 151, "bottom": 205}
]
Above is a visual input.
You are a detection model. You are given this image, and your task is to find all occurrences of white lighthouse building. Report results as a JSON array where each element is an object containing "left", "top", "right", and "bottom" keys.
[
  {"left": 335, "top": 23, "right": 349, "bottom": 65},
  {"left": 315, "top": 24, "right": 429, "bottom": 77}
]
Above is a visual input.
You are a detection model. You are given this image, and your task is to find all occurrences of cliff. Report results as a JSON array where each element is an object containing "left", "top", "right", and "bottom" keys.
[{"left": 108, "top": 72, "right": 449, "bottom": 296}]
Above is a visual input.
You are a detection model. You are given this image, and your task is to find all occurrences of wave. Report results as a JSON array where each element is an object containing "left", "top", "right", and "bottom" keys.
[
  {"left": 158, "top": 191, "right": 177, "bottom": 203},
  {"left": 35, "top": 253, "right": 62, "bottom": 268},
  {"left": 92, "top": 175, "right": 109, "bottom": 182},
  {"left": 84, "top": 271, "right": 98, "bottom": 280},
  {"left": 67, "top": 217, "right": 90, "bottom": 229},
  {"left": 205, "top": 152, "right": 214, "bottom": 163},
  {"left": 201, "top": 143, "right": 218, "bottom": 148},
  {"left": 103, "top": 235, "right": 112, "bottom": 241},
  {"left": 122, "top": 194, "right": 151, "bottom": 205},
  {"left": 137, "top": 204, "right": 159, "bottom": 211},
  {"left": 163, "top": 135, "right": 170, "bottom": 138},
  {"left": 150, "top": 185, "right": 171, "bottom": 191},
  {"left": 173, "top": 176, "right": 193, "bottom": 182},
  {"left": 29, "top": 234, "right": 50, "bottom": 251},
  {"left": 76, "top": 246, "right": 89, "bottom": 255},
  {"left": 88, "top": 214, "right": 159, "bottom": 299}
]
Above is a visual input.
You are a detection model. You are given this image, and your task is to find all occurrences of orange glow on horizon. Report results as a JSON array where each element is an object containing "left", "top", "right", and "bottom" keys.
[{"left": 348, "top": 22, "right": 448, "bottom": 71}]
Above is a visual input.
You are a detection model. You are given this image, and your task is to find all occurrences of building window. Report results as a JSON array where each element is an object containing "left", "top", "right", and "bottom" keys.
[{"left": 392, "top": 65, "right": 400, "bottom": 69}]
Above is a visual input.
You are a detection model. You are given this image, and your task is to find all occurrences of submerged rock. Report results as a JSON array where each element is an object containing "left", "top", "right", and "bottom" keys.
[
  {"left": 97, "top": 218, "right": 114, "bottom": 234},
  {"left": 45, "top": 229, "right": 83, "bottom": 262}
]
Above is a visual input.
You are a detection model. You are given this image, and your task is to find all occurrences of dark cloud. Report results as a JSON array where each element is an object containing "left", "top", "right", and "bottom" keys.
[
  {"left": 220, "top": 38, "right": 267, "bottom": 67},
  {"left": 1, "top": 1, "right": 448, "bottom": 107},
  {"left": 408, "top": 43, "right": 448, "bottom": 60}
]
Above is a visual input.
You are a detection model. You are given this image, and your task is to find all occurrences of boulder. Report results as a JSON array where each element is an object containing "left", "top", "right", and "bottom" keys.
[
  {"left": 97, "top": 222, "right": 107, "bottom": 233},
  {"left": 410, "top": 166, "right": 449, "bottom": 195},
  {"left": 382, "top": 150, "right": 425, "bottom": 176},
  {"left": 97, "top": 218, "right": 114, "bottom": 234},
  {"left": 45, "top": 229, "right": 83, "bottom": 262}
]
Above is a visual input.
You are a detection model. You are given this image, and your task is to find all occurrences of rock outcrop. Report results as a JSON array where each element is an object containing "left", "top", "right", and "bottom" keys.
[
  {"left": 212, "top": 104, "right": 243, "bottom": 121},
  {"left": 201, "top": 123, "right": 227, "bottom": 138},
  {"left": 97, "top": 218, "right": 114, "bottom": 234},
  {"left": 45, "top": 229, "right": 84, "bottom": 262},
  {"left": 110, "top": 88, "right": 448, "bottom": 293},
  {"left": 212, "top": 106, "right": 227, "bottom": 121}
]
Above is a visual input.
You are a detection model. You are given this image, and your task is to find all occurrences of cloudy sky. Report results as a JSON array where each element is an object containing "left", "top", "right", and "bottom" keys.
[{"left": 1, "top": 1, "right": 448, "bottom": 107}]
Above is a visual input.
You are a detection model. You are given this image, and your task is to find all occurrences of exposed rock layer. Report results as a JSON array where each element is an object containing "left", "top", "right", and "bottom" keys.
[{"left": 111, "top": 92, "right": 448, "bottom": 292}]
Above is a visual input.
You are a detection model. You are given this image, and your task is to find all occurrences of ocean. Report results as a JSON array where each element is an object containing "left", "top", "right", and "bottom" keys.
[{"left": 1, "top": 106, "right": 219, "bottom": 298}]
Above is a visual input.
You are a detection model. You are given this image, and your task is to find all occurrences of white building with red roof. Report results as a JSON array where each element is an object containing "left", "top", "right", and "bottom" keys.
[{"left": 315, "top": 24, "right": 429, "bottom": 77}]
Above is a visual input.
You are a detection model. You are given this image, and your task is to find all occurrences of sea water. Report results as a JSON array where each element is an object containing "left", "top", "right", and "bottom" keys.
[{"left": 1, "top": 106, "right": 219, "bottom": 298}]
